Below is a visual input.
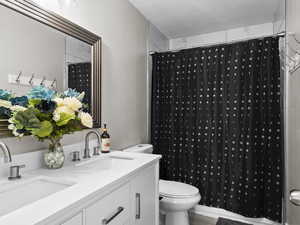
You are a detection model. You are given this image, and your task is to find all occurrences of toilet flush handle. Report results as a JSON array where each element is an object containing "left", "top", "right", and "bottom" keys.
[{"left": 290, "top": 189, "right": 300, "bottom": 206}]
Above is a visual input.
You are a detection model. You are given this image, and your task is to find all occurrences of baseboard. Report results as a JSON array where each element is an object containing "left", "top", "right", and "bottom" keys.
[{"left": 192, "top": 205, "right": 281, "bottom": 225}]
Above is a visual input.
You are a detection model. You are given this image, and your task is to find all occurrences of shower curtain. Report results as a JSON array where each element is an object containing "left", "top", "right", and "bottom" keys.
[
  {"left": 151, "top": 37, "right": 282, "bottom": 222},
  {"left": 68, "top": 62, "right": 91, "bottom": 112}
]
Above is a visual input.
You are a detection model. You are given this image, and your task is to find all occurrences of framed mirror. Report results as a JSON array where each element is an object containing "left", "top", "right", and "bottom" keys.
[{"left": 0, "top": 0, "right": 101, "bottom": 137}]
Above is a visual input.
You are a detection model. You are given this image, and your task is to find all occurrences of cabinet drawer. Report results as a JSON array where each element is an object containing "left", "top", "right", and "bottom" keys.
[
  {"left": 61, "top": 212, "right": 82, "bottom": 225},
  {"left": 86, "top": 183, "right": 130, "bottom": 225}
]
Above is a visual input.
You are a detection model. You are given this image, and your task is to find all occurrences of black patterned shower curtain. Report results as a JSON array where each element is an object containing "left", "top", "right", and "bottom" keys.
[
  {"left": 151, "top": 37, "right": 282, "bottom": 222},
  {"left": 68, "top": 62, "right": 91, "bottom": 112}
]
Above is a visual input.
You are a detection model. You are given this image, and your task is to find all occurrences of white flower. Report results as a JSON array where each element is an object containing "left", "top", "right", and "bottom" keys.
[
  {"left": 0, "top": 99, "right": 12, "bottom": 108},
  {"left": 53, "top": 97, "right": 82, "bottom": 112},
  {"left": 8, "top": 118, "right": 13, "bottom": 123},
  {"left": 53, "top": 111, "right": 60, "bottom": 121},
  {"left": 77, "top": 92, "right": 85, "bottom": 101},
  {"left": 8, "top": 124, "right": 15, "bottom": 130},
  {"left": 79, "top": 112, "right": 93, "bottom": 128},
  {"left": 63, "top": 97, "right": 82, "bottom": 111},
  {"left": 10, "top": 105, "right": 26, "bottom": 112},
  {"left": 53, "top": 98, "right": 64, "bottom": 107},
  {"left": 8, "top": 123, "right": 23, "bottom": 137},
  {"left": 54, "top": 106, "right": 75, "bottom": 116}
]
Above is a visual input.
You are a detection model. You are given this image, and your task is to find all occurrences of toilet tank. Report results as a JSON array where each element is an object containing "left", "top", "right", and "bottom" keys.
[{"left": 123, "top": 144, "right": 153, "bottom": 154}]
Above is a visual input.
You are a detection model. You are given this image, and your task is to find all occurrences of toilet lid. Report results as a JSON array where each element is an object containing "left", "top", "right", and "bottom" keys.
[{"left": 159, "top": 180, "right": 199, "bottom": 198}]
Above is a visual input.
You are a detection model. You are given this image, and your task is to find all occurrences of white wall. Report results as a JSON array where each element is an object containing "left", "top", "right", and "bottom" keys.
[
  {"left": 273, "top": 0, "right": 286, "bottom": 34},
  {"left": 0, "top": 5, "right": 65, "bottom": 95},
  {"left": 2, "top": 0, "right": 151, "bottom": 154},
  {"left": 148, "top": 24, "right": 169, "bottom": 52},
  {"left": 169, "top": 23, "right": 275, "bottom": 50}
]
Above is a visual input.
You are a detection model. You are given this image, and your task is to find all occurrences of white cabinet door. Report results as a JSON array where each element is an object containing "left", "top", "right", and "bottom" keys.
[
  {"left": 61, "top": 212, "right": 83, "bottom": 225},
  {"left": 130, "top": 164, "right": 159, "bottom": 225}
]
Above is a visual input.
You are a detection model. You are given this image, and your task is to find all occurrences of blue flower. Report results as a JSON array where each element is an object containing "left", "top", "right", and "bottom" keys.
[
  {"left": 0, "top": 89, "right": 12, "bottom": 100},
  {"left": 36, "top": 100, "right": 56, "bottom": 114},
  {"left": 0, "top": 107, "right": 11, "bottom": 119},
  {"left": 64, "top": 88, "right": 80, "bottom": 98},
  {"left": 10, "top": 96, "right": 28, "bottom": 107},
  {"left": 27, "top": 85, "right": 55, "bottom": 100},
  {"left": 16, "top": 128, "right": 28, "bottom": 135}
]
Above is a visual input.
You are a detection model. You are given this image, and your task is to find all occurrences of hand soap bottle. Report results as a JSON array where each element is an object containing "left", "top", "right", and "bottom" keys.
[{"left": 101, "top": 124, "right": 110, "bottom": 153}]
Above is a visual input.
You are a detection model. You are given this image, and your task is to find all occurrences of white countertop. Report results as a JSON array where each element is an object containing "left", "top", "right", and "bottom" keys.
[{"left": 0, "top": 151, "right": 161, "bottom": 225}]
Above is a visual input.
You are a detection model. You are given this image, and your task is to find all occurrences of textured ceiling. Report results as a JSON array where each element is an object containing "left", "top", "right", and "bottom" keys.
[{"left": 129, "top": 0, "right": 282, "bottom": 39}]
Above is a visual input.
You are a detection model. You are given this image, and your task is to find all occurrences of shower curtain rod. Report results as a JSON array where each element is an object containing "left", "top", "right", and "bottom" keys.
[{"left": 150, "top": 31, "right": 286, "bottom": 55}]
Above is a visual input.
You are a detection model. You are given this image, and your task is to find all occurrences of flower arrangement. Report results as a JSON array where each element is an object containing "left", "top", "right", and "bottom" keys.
[{"left": 0, "top": 86, "right": 93, "bottom": 169}]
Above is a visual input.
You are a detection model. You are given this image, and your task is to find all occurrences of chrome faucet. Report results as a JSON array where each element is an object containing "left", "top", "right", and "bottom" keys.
[
  {"left": 8, "top": 164, "right": 25, "bottom": 180},
  {"left": 83, "top": 130, "right": 101, "bottom": 158},
  {"left": 0, "top": 142, "right": 12, "bottom": 163}
]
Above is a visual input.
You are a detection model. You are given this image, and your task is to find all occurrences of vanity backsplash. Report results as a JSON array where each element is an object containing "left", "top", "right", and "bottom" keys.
[{"left": 0, "top": 139, "right": 99, "bottom": 180}]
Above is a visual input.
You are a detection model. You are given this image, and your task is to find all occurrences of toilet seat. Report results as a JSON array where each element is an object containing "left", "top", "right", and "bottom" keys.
[{"left": 159, "top": 180, "right": 199, "bottom": 198}]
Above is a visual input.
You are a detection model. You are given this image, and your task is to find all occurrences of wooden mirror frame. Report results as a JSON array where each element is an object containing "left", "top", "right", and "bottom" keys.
[{"left": 0, "top": 0, "right": 102, "bottom": 128}]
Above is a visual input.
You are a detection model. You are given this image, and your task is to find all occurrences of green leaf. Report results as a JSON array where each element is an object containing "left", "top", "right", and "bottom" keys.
[
  {"left": 36, "top": 112, "right": 52, "bottom": 121},
  {"left": 56, "top": 112, "right": 75, "bottom": 126},
  {"left": 32, "top": 121, "right": 53, "bottom": 138},
  {"left": 14, "top": 108, "right": 41, "bottom": 130},
  {"left": 28, "top": 99, "right": 41, "bottom": 107}
]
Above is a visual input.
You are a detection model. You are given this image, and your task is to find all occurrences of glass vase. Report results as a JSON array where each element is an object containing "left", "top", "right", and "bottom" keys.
[{"left": 44, "top": 139, "right": 65, "bottom": 169}]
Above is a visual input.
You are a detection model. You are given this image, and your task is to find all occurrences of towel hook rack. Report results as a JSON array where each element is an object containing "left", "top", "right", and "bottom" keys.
[
  {"left": 15, "top": 71, "right": 22, "bottom": 83},
  {"left": 50, "top": 79, "right": 56, "bottom": 89},
  {"left": 40, "top": 76, "right": 46, "bottom": 86},
  {"left": 29, "top": 73, "right": 35, "bottom": 86}
]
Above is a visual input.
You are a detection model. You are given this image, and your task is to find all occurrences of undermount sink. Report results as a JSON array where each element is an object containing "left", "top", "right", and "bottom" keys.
[
  {"left": 75, "top": 154, "right": 112, "bottom": 167},
  {"left": 110, "top": 155, "right": 134, "bottom": 161},
  {"left": 75, "top": 155, "right": 134, "bottom": 167},
  {"left": 0, "top": 176, "right": 74, "bottom": 217}
]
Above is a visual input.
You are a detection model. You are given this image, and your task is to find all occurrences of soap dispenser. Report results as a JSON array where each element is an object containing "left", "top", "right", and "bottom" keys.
[{"left": 101, "top": 124, "right": 110, "bottom": 153}]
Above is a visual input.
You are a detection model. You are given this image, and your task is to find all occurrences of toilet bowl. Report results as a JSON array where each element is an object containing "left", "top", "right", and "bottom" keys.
[
  {"left": 123, "top": 144, "right": 201, "bottom": 225},
  {"left": 159, "top": 179, "right": 201, "bottom": 225}
]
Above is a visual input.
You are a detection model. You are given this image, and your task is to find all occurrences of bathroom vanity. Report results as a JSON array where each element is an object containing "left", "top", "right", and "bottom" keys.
[{"left": 0, "top": 151, "right": 161, "bottom": 225}]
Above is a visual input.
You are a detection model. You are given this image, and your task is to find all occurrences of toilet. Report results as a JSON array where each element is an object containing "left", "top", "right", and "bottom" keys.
[{"left": 123, "top": 144, "right": 201, "bottom": 225}]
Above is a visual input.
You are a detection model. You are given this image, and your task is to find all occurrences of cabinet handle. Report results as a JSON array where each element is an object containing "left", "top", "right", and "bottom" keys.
[
  {"left": 136, "top": 193, "right": 141, "bottom": 219},
  {"left": 102, "top": 206, "right": 124, "bottom": 224}
]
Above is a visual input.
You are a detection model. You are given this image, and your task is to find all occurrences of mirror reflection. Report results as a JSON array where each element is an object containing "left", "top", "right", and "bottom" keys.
[{"left": 0, "top": 5, "right": 92, "bottom": 112}]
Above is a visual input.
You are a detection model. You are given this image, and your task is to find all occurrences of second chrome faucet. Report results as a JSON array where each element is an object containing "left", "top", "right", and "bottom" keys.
[{"left": 83, "top": 130, "right": 101, "bottom": 159}]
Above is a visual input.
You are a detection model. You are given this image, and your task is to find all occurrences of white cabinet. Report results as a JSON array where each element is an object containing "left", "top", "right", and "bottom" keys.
[
  {"left": 86, "top": 183, "right": 130, "bottom": 225},
  {"left": 52, "top": 161, "right": 159, "bottom": 225},
  {"left": 61, "top": 212, "right": 82, "bottom": 225},
  {"left": 130, "top": 165, "right": 159, "bottom": 225}
]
